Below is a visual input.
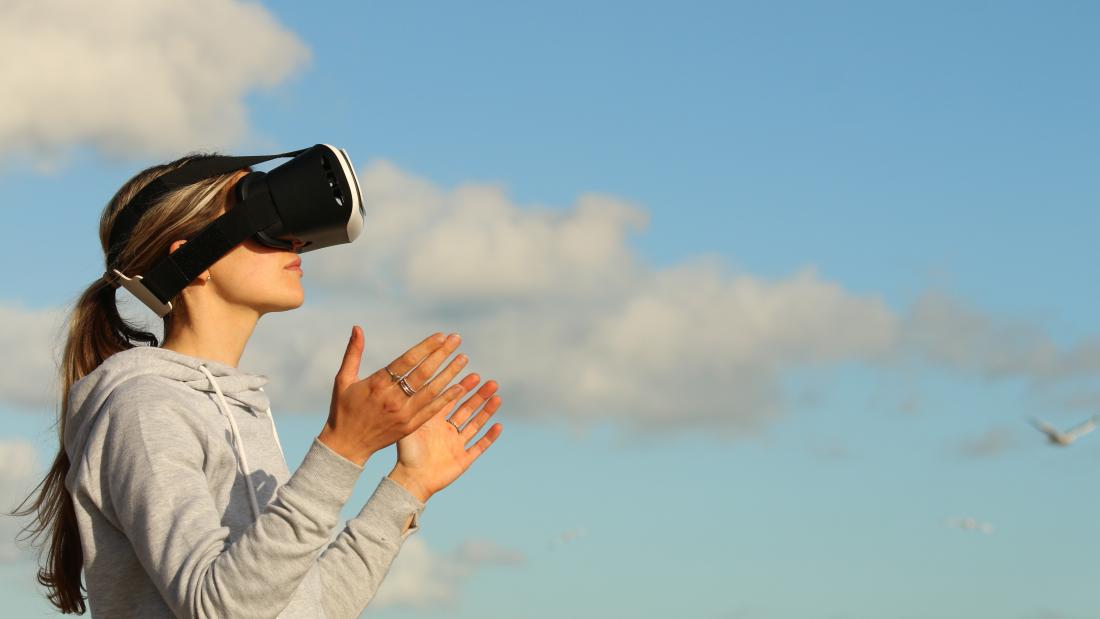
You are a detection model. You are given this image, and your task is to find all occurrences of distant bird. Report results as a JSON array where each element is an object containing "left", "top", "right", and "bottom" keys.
[
  {"left": 1028, "top": 415, "right": 1099, "bottom": 446},
  {"left": 548, "top": 527, "right": 588, "bottom": 551},
  {"left": 945, "top": 516, "right": 994, "bottom": 534}
]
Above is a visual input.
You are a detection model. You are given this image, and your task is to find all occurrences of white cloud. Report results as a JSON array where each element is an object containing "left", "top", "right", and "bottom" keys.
[
  {"left": 305, "top": 160, "right": 650, "bottom": 304},
  {"left": 0, "top": 439, "right": 42, "bottom": 562},
  {"left": 0, "top": 0, "right": 308, "bottom": 167},
  {"left": 904, "top": 292, "right": 1100, "bottom": 383},
  {"left": 564, "top": 260, "right": 897, "bottom": 434},
  {"left": 372, "top": 536, "right": 523, "bottom": 611},
  {"left": 0, "top": 304, "right": 66, "bottom": 412},
  {"left": 245, "top": 161, "right": 901, "bottom": 438},
  {"left": 5, "top": 160, "right": 1100, "bottom": 440}
]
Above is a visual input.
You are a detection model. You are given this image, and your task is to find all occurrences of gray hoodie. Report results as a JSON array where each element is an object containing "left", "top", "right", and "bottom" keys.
[{"left": 63, "top": 345, "right": 426, "bottom": 618}]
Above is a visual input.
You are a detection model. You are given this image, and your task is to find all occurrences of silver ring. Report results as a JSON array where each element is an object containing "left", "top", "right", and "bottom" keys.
[
  {"left": 398, "top": 376, "right": 417, "bottom": 397},
  {"left": 384, "top": 365, "right": 401, "bottom": 381},
  {"left": 446, "top": 418, "right": 461, "bottom": 432}
]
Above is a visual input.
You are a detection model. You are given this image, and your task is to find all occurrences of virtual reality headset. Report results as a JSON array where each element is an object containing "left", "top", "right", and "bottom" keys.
[{"left": 104, "top": 144, "right": 364, "bottom": 316}]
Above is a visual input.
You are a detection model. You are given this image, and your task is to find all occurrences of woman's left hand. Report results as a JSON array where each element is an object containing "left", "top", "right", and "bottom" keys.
[{"left": 388, "top": 373, "right": 504, "bottom": 502}]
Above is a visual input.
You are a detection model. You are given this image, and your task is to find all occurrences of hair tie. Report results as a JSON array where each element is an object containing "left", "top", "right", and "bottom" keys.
[{"left": 101, "top": 270, "right": 122, "bottom": 289}]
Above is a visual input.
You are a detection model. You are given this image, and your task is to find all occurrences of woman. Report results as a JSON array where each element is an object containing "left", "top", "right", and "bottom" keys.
[{"left": 12, "top": 154, "right": 504, "bottom": 617}]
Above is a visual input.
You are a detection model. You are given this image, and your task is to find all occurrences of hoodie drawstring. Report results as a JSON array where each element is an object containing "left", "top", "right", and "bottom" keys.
[{"left": 200, "top": 365, "right": 264, "bottom": 521}]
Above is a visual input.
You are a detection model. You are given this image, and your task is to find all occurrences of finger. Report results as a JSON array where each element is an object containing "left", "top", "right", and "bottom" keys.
[
  {"left": 334, "top": 325, "right": 364, "bottom": 393},
  {"left": 449, "top": 380, "right": 498, "bottom": 427},
  {"left": 463, "top": 423, "right": 503, "bottom": 464},
  {"left": 408, "top": 352, "right": 474, "bottom": 410},
  {"left": 425, "top": 373, "right": 480, "bottom": 429},
  {"left": 409, "top": 381, "right": 468, "bottom": 430},
  {"left": 402, "top": 333, "right": 462, "bottom": 391},
  {"left": 459, "top": 393, "right": 502, "bottom": 439},
  {"left": 427, "top": 373, "right": 481, "bottom": 425},
  {"left": 376, "top": 331, "right": 447, "bottom": 380}
]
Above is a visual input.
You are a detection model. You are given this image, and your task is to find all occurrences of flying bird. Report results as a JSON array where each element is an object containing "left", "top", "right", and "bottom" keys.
[{"left": 1029, "top": 415, "right": 1099, "bottom": 446}]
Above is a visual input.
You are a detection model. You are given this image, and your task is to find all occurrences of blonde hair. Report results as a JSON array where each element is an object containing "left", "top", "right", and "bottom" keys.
[{"left": 8, "top": 154, "right": 245, "bottom": 614}]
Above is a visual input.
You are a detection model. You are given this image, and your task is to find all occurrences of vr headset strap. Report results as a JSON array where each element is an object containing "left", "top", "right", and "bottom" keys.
[
  {"left": 139, "top": 180, "right": 283, "bottom": 305},
  {"left": 107, "top": 149, "right": 304, "bottom": 267}
]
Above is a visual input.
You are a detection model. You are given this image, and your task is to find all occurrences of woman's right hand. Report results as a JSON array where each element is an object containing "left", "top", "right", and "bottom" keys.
[{"left": 318, "top": 326, "right": 470, "bottom": 466}]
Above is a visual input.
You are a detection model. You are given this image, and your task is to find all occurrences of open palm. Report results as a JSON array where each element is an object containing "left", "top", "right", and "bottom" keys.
[{"left": 394, "top": 374, "right": 504, "bottom": 499}]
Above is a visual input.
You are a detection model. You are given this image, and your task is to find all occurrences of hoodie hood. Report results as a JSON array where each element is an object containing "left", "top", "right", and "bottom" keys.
[{"left": 65, "top": 346, "right": 279, "bottom": 520}]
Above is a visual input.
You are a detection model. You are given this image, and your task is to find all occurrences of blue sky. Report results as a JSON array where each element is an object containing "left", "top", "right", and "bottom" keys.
[{"left": 1, "top": 2, "right": 1098, "bottom": 618}]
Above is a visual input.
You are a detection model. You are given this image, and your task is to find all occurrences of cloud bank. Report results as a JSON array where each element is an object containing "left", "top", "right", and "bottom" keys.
[
  {"left": 0, "top": 304, "right": 66, "bottom": 412},
  {"left": 3, "top": 160, "right": 1099, "bottom": 441},
  {"left": 232, "top": 161, "right": 902, "bottom": 438},
  {"left": 0, "top": 0, "right": 309, "bottom": 167}
]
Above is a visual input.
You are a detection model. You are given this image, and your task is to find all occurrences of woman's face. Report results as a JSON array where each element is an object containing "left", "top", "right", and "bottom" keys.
[
  {"left": 173, "top": 170, "right": 307, "bottom": 316},
  {"left": 208, "top": 233, "right": 305, "bottom": 315}
]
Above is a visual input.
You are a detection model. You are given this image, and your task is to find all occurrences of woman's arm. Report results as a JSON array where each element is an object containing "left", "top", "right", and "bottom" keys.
[
  {"left": 308, "top": 379, "right": 503, "bottom": 619},
  {"left": 308, "top": 470, "right": 427, "bottom": 619}
]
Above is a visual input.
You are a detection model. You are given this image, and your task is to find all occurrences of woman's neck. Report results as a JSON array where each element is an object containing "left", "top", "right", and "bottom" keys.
[{"left": 161, "top": 304, "right": 260, "bottom": 368}]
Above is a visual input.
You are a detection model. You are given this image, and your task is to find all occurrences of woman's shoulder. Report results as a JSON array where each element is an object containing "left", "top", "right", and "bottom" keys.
[
  {"left": 108, "top": 373, "right": 195, "bottom": 403},
  {"left": 103, "top": 374, "right": 213, "bottom": 430}
]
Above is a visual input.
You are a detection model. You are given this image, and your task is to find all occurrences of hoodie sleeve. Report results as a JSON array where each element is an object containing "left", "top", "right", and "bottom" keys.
[
  {"left": 305, "top": 443, "right": 427, "bottom": 619},
  {"left": 101, "top": 389, "right": 365, "bottom": 619}
]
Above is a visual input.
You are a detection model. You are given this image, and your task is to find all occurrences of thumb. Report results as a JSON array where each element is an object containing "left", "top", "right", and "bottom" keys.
[{"left": 334, "top": 325, "right": 363, "bottom": 392}]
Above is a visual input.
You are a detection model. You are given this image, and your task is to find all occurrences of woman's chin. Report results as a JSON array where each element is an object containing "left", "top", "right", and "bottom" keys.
[
  {"left": 282, "top": 289, "right": 306, "bottom": 311},
  {"left": 256, "top": 288, "right": 305, "bottom": 314}
]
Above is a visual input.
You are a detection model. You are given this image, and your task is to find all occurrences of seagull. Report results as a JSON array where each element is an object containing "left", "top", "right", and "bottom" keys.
[{"left": 1029, "top": 415, "right": 1099, "bottom": 446}]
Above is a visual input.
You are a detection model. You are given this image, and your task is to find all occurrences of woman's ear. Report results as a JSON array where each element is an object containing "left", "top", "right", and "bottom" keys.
[{"left": 168, "top": 240, "right": 212, "bottom": 284}]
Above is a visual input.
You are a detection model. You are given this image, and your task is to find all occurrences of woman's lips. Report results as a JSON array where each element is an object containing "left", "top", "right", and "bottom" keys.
[{"left": 285, "top": 258, "right": 302, "bottom": 273}]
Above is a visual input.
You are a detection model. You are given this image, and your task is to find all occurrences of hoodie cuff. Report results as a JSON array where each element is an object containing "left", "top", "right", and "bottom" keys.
[
  {"left": 287, "top": 437, "right": 365, "bottom": 511},
  {"left": 357, "top": 476, "right": 427, "bottom": 542}
]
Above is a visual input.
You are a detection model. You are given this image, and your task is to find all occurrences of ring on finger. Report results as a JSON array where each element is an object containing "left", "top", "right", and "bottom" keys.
[
  {"left": 445, "top": 418, "right": 461, "bottom": 432},
  {"left": 384, "top": 365, "right": 402, "bottom": 382},
  {"left": 398, "top": 376, "right": 417, "bottom": 396}
]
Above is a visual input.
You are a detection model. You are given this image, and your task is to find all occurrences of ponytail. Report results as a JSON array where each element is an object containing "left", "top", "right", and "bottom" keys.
[
  {"left": 8, "top": 275, "right": 160, "bottom": 614},
  {"left": 7, "top": 152, "right": 240, "bottom": 614}
]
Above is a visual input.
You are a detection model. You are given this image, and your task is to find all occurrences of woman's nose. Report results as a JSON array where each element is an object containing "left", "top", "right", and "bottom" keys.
[{"left": 289, "top": 238, "right": 305, "bottom": 251}]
